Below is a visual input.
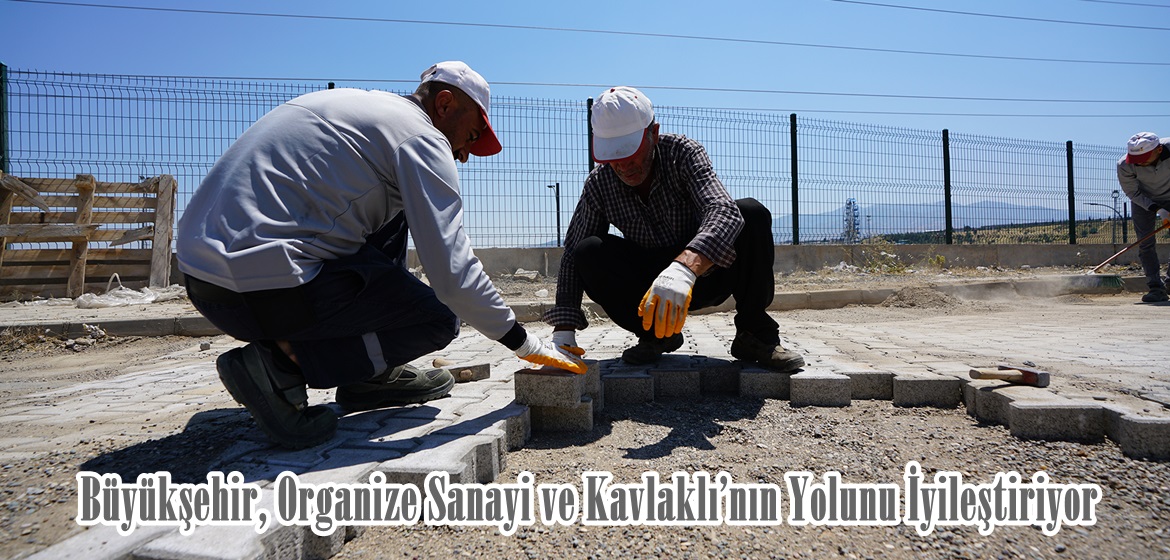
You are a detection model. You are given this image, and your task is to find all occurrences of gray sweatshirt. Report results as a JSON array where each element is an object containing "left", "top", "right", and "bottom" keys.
[
  {"left": 176, "top": 88, "right": 517, "bottom": 340},
  {"left": 1118, "top": 137, "right": 1170, "bottom": 211}
]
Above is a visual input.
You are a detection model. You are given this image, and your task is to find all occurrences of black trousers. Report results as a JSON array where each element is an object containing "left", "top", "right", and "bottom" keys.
[
  {"left": 1131, "top": 202, "right": 1168, "bottom": 289},
  {"left": 185, "top": 213, "right": 460, "bottom": 389},
  {"left": 572, "top": 198, "right": 780, "bottom": 343}
]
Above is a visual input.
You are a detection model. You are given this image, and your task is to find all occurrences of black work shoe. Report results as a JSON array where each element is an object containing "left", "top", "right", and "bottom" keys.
[
  {"left": 621, "top": 333, "right": 684, "bottom": 365},
  {"left": 216, "top": 344, "right": 337, "bottom": 449},
  {"left": 1142, "top": 288, "right": 1168, "bottom": 303},
  {"left": 729, "top": 332, "right": 805, "bottom": 373},
  {"left": 336, "top": 365, "right": 454, "bottom": 412}
]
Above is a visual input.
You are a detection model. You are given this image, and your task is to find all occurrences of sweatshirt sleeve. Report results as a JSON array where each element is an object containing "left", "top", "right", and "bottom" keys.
[{"left": 392, "top": 134, "right": 519, "bottom": 342}]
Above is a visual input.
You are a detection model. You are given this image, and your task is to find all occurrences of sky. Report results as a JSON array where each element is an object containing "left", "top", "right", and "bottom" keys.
[{"left": 1, "top": 0, "right": 1169, "bottom": 149}]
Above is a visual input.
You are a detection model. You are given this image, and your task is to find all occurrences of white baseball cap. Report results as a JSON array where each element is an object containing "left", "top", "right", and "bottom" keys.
[
  {"left": 420, "top": 61, "right": 502, "bottom": 157},
  {"left": 592, "top": 86, "right": 654, "bottom": 162},
  {"left": 1127, "top": 131, "right": 1161, "bottom": 164}
]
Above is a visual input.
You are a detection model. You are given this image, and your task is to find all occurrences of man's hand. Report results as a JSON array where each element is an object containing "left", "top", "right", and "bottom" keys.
[
  {"left": 516, "top": 333, "right": 587, "bottom": 374},
  {"left": 638, "top": 261, "right": 697, "bottom": 338},
  {"left": 1157, "top": 208, "right": 1169, "bottom": 226},
  {"left": 552, "top": 329, "right": 585, "bottom": 356}
]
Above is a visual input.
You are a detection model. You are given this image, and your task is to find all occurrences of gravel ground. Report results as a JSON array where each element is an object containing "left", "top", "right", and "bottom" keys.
[{"left": 336, "top": 398, "right": 1169, "bottom": 560}]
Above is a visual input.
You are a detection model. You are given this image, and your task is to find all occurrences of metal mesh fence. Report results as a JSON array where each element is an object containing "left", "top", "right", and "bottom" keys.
[{"left": 1, "top": 67, "right": 1129, "bottom": 249}]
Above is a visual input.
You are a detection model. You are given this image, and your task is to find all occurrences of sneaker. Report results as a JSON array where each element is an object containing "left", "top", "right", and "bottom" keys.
[
  {"left": 621, "top": 333, "right": 684, "bottom": 365},
  {"left": 1142, "top": 287, "right": 1168, "bottom": 303},
  {"left": 729, "top": 332, "right": 805, "bottom": 373},
  {"left": 336, "top": 365, "right": 454, "bottom": 412},
  {"left": 216, "top": 344, "right": 337, "bottom": 449}
]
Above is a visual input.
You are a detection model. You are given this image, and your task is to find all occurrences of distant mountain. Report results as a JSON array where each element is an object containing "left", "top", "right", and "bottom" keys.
[{"left": 771, "top": 200, "right": 1076, "bottom": 242}]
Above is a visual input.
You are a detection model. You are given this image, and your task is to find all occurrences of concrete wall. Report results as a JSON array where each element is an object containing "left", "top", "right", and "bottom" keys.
[
  {"left": 410, "top": 243, "right": 1168, "bottom": 278},
  {"left": 173, "top": 243, "right": 1168, "bottom": 284}
]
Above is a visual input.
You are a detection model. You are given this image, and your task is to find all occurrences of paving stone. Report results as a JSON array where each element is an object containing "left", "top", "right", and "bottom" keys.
[
  {"left": 1102, "top": 406, "right": 1170, "bottom": 461},
  {"left": 649, "top": 367, "right": 702, "bottom": 399},
  {"left": 738, "top": 366, "right": 791, "bottom": 399},
  {"left": 132, "top": 489, "right": 300, "bottom": 560},
  {"left": 603, "top": 371, "right": 655, "bottom": 405},
  {"left": 892, "top": 375, "right": 961, "bottom": 408},
  {"left": 24, "top": 525, "right": 174, "bottom": 560},
  {"left": 531, "top": 396, "right": 594, "bottom": 432},
  {"left": 581, "top": 360, "right": 603, "bottom": 412},
  {"left": 790, "top": 371, "right": 851, "bottom": 407},
  {"left": 1008, "top": 401, "right": 1105, "bottom": 443},
  {"left": 842, "top": 371, "right": 893, "bottom": 400},
  {"left": 454, "top": 399, "right": 531, "bottom": 450},
  {"left": 697, "top": 357, "right": 740, "bottom": 395},
  {"left": 970, "top": 385, "right": 1037, "bottom": 426},
  {"left": 514, "top": 367, "right": 585, "bottom": 408},
  {"left": 377, "top": 434, "right": 491, "bottom": 490}
]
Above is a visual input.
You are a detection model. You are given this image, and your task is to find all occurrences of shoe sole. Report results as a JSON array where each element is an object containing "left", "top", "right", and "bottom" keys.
[
  {"left": 217, "top": 348, "right": 336, "bottom": 449},
  {"left": 336, "top": 372, "right": 455, "bottom": 412}
]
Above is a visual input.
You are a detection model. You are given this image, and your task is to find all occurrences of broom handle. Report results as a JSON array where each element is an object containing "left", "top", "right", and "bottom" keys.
[{"left": 1091, "top": 220, "right": 1170, "bottom": 273}]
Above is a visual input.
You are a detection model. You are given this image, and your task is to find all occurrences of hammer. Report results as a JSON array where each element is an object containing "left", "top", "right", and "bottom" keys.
[{"left": 968, "top": 364, "right": 1050, "bottom": 387}]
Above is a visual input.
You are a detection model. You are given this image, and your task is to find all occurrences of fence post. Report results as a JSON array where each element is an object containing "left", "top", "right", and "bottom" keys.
[
  {"left": 790, "top": 113, "right": 799, "bottom": 245},
  {"left": 548, "top": 182, "right": 561, "bottom": 247},
  {"left": 586, "top": 97, "right": 595, "bottom": 171},
  {"left": 0, "top": 63, "right": 8, "bottom": 174},
  {"left": 1067, "top": 141, "right": 1077, "bottom": 244},
  {"left": 943, "top": 129, "right": 953, "bottom": 244}
]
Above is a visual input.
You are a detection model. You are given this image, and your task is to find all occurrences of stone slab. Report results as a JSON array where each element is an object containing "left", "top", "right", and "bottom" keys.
[
  {"left": 892, "top": 375, "right": 961, "bottom": 408},
  {"left": 602, "top": 371, "right": 655, "bottom": 405},
  {"left": 738, "top": 366, "right": 791, "bottom": 399},
  {"left": 531, "top": 396, "right": 594, "bottom": 432},
  {"left": 842, "top": 370, "right": 893, "bottom": 400},
  {"left": 790, "top": 371, "right": 851, "bottom": 407},
  {"left": 1008, "top": 401, "right": 1105, "bottom": 443},
  {"left": 514, "top": 367, "right": 585, "bottom": 408}
]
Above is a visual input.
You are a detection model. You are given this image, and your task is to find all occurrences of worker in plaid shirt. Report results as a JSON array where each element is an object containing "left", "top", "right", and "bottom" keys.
[{"left": 543, "top": 87, "right": 804, "bottom": 371}]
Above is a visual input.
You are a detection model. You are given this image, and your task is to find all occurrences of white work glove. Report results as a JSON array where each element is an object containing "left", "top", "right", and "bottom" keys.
[
  {"left": 1157, "top": 208, "right": 1170, "bottom": 226},
  {"left": 551, "top": 330, "right": 585, "bottom": 356},
  {"left": 515, "top": 332, "right": 587, "bottom": 374},
  {"left": 638, "top": 261, "right": 697, "bottom": 338}
]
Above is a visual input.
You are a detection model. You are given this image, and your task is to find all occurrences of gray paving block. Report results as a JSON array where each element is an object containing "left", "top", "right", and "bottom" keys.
[
  {"left": 377, "top": 434, "right": 495, "bottom": 490},
  {"left": 531, "top": 395, "right": 594, "bottom": 432},
  {"left": 698, "top": 357, "right": 740, "bottom": 395},
  {"left": 970, "top": 385, "right": 1040, "bottom": 426},
  {"left": 603, "top": 371, "right": 655, "bottom": 405},
  {"left": 514, "top": 367, "right": 585, "bottom": 408},
  {"left": 133, "top": 489, "right": 302, "bottom": 560},
  {"left": 738, "top": 366, "right": 791, "bottom": 399},
  {"left": 650, "top": 368, "right": 702, "bottom": 399},
  {"left": 26, "top": 525, "right": 174, "bottom": 560},
  {"left": 892, "top": 375, "right": 961, "bottom": 408},
  {"left": 842, "top": 371, "right": 893, "bottom": 400},
  {"left": 1008, "top": 401, "right": 1105, "bottom": 443},
  {"left": 790, "top": 371, "right": 851, "bottom": 407},
  {"left": 582, "top": 360, "right": 603, "bottom": 412},
  {"left": 1103, "top": 406, "right": 1170, "bottom": 461}
]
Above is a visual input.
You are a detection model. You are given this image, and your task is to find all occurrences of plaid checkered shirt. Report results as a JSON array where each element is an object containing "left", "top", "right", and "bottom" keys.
[{"left": 543, "top": 133, "right": 744, "bottom": 329}]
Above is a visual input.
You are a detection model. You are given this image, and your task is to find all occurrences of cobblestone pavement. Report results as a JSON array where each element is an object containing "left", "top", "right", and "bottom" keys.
[{"left": 5, "top": 285, "right": 1169, "bottom": 559}]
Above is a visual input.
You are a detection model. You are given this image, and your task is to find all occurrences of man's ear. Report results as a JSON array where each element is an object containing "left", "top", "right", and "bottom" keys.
[{"left": 433, "top": 89, "right": 457, "bottom": 119}]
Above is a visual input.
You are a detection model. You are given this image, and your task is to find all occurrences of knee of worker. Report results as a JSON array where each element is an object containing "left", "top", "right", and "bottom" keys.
[
  {"left": 736, "top": 198, "right": 771, "bottom": 231},
  {"left": 571, "top": 235, "right": 610, "bottom": 276}
]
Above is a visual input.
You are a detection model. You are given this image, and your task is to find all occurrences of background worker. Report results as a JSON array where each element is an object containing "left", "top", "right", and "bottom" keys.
[
  {"left": 1117, "top": 131, "right": 1170, "bottom": 303},
  {"left": 544, "top": 86, "right": 804, "bottom": 372},
  {"left": 177, "top": 61, "right": 584, "bottom": 449}
]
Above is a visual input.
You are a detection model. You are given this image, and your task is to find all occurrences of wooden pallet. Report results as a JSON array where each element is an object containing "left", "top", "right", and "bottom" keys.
[{"left": 0, "top": 173, "right": 176, "bottom": 299}]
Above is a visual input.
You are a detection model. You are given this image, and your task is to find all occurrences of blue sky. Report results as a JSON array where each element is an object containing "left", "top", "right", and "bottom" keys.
[{"left": 2, "top": 0, "right": 1168, "bottom": 148}]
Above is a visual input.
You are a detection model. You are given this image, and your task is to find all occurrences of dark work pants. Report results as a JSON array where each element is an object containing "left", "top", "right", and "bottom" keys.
[
  {"left": 572, "top": 198, "right": 780, "bottom": 343},
  {"left": 186, "top": 213, "right": 460, "bottom": 389},
  {"left": 1131, "top": 203, "right": 1167, "bottom": 290}
]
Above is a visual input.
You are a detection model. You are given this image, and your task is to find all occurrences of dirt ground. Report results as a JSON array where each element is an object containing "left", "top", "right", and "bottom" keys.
[{"left": 1, "top": 264, "right": 1165, "bottom": 559}]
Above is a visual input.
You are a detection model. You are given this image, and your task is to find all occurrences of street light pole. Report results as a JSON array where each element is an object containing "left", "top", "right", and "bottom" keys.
[
  {"left": 547, "top": 182, "right": 561, "bottom": 247},
  {"left": 1086, "top": 201, "right": 1124, "bottom": 245}
]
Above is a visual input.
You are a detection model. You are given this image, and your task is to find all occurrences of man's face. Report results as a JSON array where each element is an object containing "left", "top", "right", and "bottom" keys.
[
  {"left": 434, "top": 90, "right": 486, "bottom": 163},
  {"left": 608, "top": 124, "right": 659, "bottom": 187},
  {"left": 1136, "top": 146, "right": 1163, "bottom": 167}
]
